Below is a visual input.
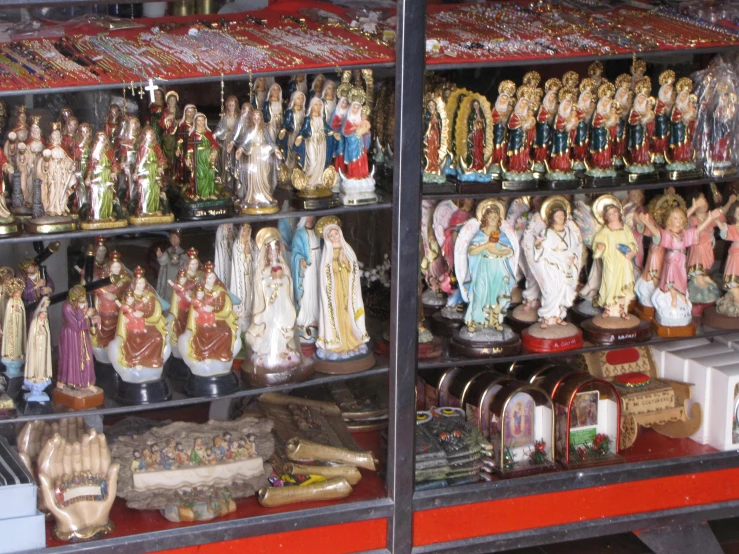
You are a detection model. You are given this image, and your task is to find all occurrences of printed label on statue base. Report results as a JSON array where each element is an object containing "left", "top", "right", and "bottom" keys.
[
  {"left": 289, "top": 192, "right": 340, "bottom": 211},
  {"left": 24, "top": 215, "right": 78, "bottom": 234},
  {"left": 173, "top": 197, "right": 234, "bottom": 221},
  {"left": 52, "top": 385, "right": 104, "bottom": 410},
  {"left": 449, "top": 332, "right": 520, "bottom": 359},
  {"left": 702, "top": 306, "right": 739, "bottom": 330},
  {"left": 521, "top": 324, "right": 584, "bottom": 353},
  {"left": 80, "top": 219, "right": 128, "bottom": 230},
  {"left": 242, "top": 359, "right": 314, "bottom": 387},
  {"left": 115, "top": 377, "right": 171, "bottom": 405},
  {"left": 185, "top": 370, "right": 241, "bottom": 397},
  {"left": 581, "top": 316, "right": 652, "bottom": 345},
  {"left": 500, "top": 178, "right": 538, "bottom": 192},
  {"left": 626, "top": 172, "right": 659, "bottom": 184},
  {"left": 651, "top": 320, "right": 697, "bottom": 338},
  {"left": 313, "top": 350, "right": 375, "bottom": 375},
  {"left": 662, "top": 168, "right": 703, "bottom": 181}
]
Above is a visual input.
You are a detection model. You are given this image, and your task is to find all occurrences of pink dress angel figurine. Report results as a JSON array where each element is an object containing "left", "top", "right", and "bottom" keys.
[
  {"left": 713, "top": 202, "right": 739, "bottom": 322},
  {"left": 637, "top": 204, "right": 721, "bottom": 331}
]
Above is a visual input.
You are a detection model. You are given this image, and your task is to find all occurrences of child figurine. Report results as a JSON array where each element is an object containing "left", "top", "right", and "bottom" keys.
[{"left": 704, "top": 200, "right": 739, "bottom": 327}]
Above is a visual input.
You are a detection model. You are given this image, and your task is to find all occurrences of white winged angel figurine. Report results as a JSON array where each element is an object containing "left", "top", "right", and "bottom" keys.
[{"left": 451, "top": 199, "right": 521, "bottom": 356}]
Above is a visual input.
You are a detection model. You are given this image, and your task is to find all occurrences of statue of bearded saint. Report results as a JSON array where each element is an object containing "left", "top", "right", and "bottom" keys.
[{"left": 82, "top": 132, "right": 122, "bottom": 227}]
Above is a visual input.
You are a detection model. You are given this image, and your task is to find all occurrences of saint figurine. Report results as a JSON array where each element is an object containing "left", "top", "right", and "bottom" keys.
[
  {"left": 235, "top": 110, "right": 281, "bottom": 214},
  {"left": 532, "top": 78, "right": 560, "bottom": 174},
  {"left": 91, "top": 251, "right": 131, "bottom": 362},
  {"left": 252, "top": 77, "right": 269, "bottom": 110},
  {"left": 545, "top": 89, "right": 578, "bottom": 182},
  {"left": 213, "top": 95, "right": 240, "bottom": 193},
  {"left": 626, "top": 78, "right": 656, "bottom": 175},
  {"left": 19, "top": 257, "right": 53, "bottom": 307},
  {"left": 58, "top": 285, "right": 99, "bottom": 391},
  {"left": 230, "top": 224, "right": 257, "bottom": 334},
  {"left": 175, "top": 104, "right": 197, "bottom": 185},
  {"left": 491, "top": 81, "right": 515, "bottom": 173},
  {"left": 586, "top": 83, "right": 619, "bottom": 179},
  {"left": 612, "top": 74, "right": 634, "bottom": 167},
  {"left": 40, "top": 129, "right": 76, "bottom": 217},
  {"left": 61, "top": 117, "right": 79, "bottom": 156},
  {"left": 1, "top": 277, "right": 26, "bottom": 374},
  {"left": 338, "top": 96, "right": 375, "bottom": 203},
  {"left": 166, "top": 248, "right": 203, "bottom": 360},
  {"left": 82, "top": 132, "right": 122, "bottom": 227},
  {"left": 329, "top": 97, "right": 350, "bottom": 171},
  {"left": 280, "top": 91, "right": 307, "bottom": 170},
  {"left": 572, "top": 79, "right": 596, "bottom": 171},
  {"left": 708, "top": 82, "right": 737, "bottom": 176},
  {"left": 263, "top": 83, "right": 284, "bottom": 145},
  {"left": 666, "top": 77, "right": 699, "bottom": 174},
  {"left": 466, "top": 100, "right": 487, "bottom": 173},
  {"left": 291, "top": 216, "right": 321, "bottom": 347},
  {"left": 104, "top": 104, "right": 123, "bottom": 149},
  {"left": 185, "top": 113, "right": 220, "bottom": 199},
  {"left": 652, "top": 70, "right": 676, "bottom": 165},
  {"left": 714, "top": 202, "right": 739, "bottom": 318},
  {"left": 160, "top": 91, "right": 180, "bottom": 179},
  {"left": 24, "top": 296, "right": 52, "bottom": 400},
  {"left": 130, "top": 126, "right": 171, "bottom": 223},
  {"left": 156, "top": 231, "right": 186, "bottom": 300},
  {"left": 423, "top": 96, "right": 447, "bottom": 181},
  {"left": 149, "top": 88, "right": 166, "bottom": 144},
  {"left": 214, "top": 223, "right": 235, "bottom": 289},
  {"left": 294, "top": 97, "right": 339, "bottom": 194},
  {"left": 118, "top": 116, "right": 141, "bottom": 204},
  {"left": 503, "top": 89, "right": 535, "bottom": 181}
]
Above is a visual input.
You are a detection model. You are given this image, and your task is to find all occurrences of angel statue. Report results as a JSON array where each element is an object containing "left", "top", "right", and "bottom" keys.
[
  {"left": 523, "top": 196, "right": 583, "bottom": 329},
  {"left": 572, "top": 198, "right": 604, "bottom": 319},
  {"left": 421, "top": 199, "right": 447, "bottom": 313},
  {"left": 451, "top": 199, "right": 520, "bottom": 355}
]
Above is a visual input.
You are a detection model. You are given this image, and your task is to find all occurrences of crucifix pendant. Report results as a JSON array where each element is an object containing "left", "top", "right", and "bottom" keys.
[{"left": 145, "top": 78, "right": 159, "bottom": 104}]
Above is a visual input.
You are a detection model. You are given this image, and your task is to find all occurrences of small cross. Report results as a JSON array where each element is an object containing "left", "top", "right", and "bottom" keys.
[{"left": 145, "top": 78, "right": 159, "bottom": 103}]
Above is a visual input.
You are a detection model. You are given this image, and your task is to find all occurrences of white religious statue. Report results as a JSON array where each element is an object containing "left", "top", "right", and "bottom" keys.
[
  {"left": 24, "top": 297, "right": 52, "bottom": 402},
  {"left": 294, "top": 98, "right": 340, "bottom": 192},
  {"left": 263, "top": 83, "right": 284, "bottom": 145},
  {"left": 214, "top": 223, "right": 235, "bottom": 289},
  {"left": 235, "top": 110, "right": 281, "bottom": 214},
  {"left": 290, "top": 216, "right": 321, "bottom": 346},
  {"left": 30, "top": 130, "right": 76, "bottom": 232},
  {"left": 280, "top": 91, "right": 307, "bottom": 171},
  {"left": 1, "top": 277, "right": 26, "bottom": 376},
  {"left": 230, "top": 224, "right": 257, "bottom": 334}
]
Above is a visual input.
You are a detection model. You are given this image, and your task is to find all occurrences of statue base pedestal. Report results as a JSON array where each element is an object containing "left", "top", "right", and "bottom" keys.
[
  {"left": 506, "top": 304, "right": 540, "bottom": 334},
  {"left": 569, "top": 301, "right": 602, "bottom": 325},
  {"left": 422, "top": 180, "right": 457, "bottom": 194},
  {"left": 662, "top": 168, "right": 703, "bottom": 181},
  {"left": 25, "top": 215, "right": 77, "bottom": 234},
  {"left": 80, "top": 219, "right": 128, "bottom": 230},
  {"left": 634, "top": 303, "right": 655, "bottom": 322},
  {"left": 651, "top": 320, "right": 696, "bottom": 338},
  {"left": 702, "top": 306, "right": 739, "bottom": 329},
  {"left": 185, "top": 370, "right": 241, "bottom": 397},
  {"left": 314, "top": 350, "right": 375, "bottom": 375},
  {"left": 53, "top": 385, "right": 104, "bottom": 410},
  {"left": 1, "top": 358, "right": 23, "bottom": 378},
  {"left": 0, "top": 218, "right": 20, "bottom": 237},
  {"left": 128, "top": 213, "right": 176, "bottom": 225},
  {"left": 21, "top": 398, "right": 52, "bottom": 415},
  {"left": 115, "top": 377, "right": 171, "bottom": 405},
  {"left": 242, "top": 359, "right": 314, "bottom": 387},
  {"left": 174, "top": 196, "right": 234, "bottom": 221},
  {"left": 583, "top": 174, "right": 625, "bottom": 188},
  {"left": 449, "top": 333, "right": 520, "bottom": 359},
  {"left": 521, "top": 324, "right": 583, "bottom": 353},
  {"left": 692, "top": 301, "right": 715, "bottom": 317},
  {"left": 375, "top": 336, "right": 443, "bottom": 359},
  {"left": 289, "top": 191, "right": 340, "bottom": 211},
  {"left": 429, "top": 311, "right": 464, "bottom": 337},
  {"left": 23, "top": 378, "right": 51, "bottom": 403},
  {"left": 501, "top": 178, "right": 538, "bottom": 191},
  {"left": 581, "top": 316, "right": 652, "bottom": 346},
  {"left": 625, "top": 172, "right": 659, "bottom": 184},
  {"left": 455, "top": 180, "right": 500, "bottom": 194},
  {"left": 167, "top": 357, "right": 190, "bottom": 380},
  {"left": 541, "top": 178, "right": 582, "bottom": 191}
]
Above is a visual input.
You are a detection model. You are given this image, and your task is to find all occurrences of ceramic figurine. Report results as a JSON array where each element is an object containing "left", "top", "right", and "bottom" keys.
[
  {"left": 61, "top": 116, "right": 78, "bottom": 156},
  {"left": 72, "top": 123, "right": 93, "bottom": 187},
  {"left": 322, "top": 80, "right": 338, "bottom": 123},
  {"left": 291, "top": 216, "right": 322, "bottom": 354},
  {"left": 491, "top": 81, "right": 516, "bottom": 178},
  {"left": 455, "top": 93, "right": 495, "bottom": 188},
  {"left": 25, "top": 117, "right": 46, "bottom": 172},
  {"left": 0, "top": 267, "right": 13, "bottom": 326},
  {"left": 637, "top": 199, "right": 720, "bottom": 335},
  {"left": 235, "top": 110, "right": 282, "bottom": 214},
  {"left": 450, "top": 199, "right": 520, "bottom": 357},
  {"left": 583, "top": 195, "right": 651, "bottom": 344},
  {"left": 129, "top": 126, "right": 174, "bottom": 225},
  {"left": 149, "top": 88, "right": 166, "bottom": 144},
  {"left": 165, "top": 247, "right": 203, "bottom": 361},
  {"left": 571, "top": 198, "right": 604, "bottom": 321},
  {"left": 37, "top": 430, "right": 118, "bottom": 542},
  {"left": 585, "top": 83, "right": 620, "bottom": 184},
  {"left": 178, "top": 262, "right": 241, "bottom": 396},
  {"left": 544, "top": 88, "right": 579, "bottom": 186},
  {"left": 108, "top": 267, "right": 171, "bottom": 404},
  {"left": 252, "top": 77, "right": 269, "bottom": 109},
  {"left": 174, "top": 104, "right": 197, "bottom": 186},
  {"left": 625, "top": 78, "right": 657, "bottom": 179},
  {"left": 571, "top": 78, "right": 596, "bottom": 171},
  {"left": 19, "top": 256, "right": 54, "bottom": 307},
  {"left": 91, "top": 251, "right": 131, "bottom": 364},
  {"left": 263, "top": 83, "right": 284, "bottom": 145},
  {"left": 160, "top": 91, "right": 180, "bottom": 180},
  {"left": 156, "top": 230, "right": 185, "bottom": 301},
  {"left": 337, "top": 90, "right": 376, "bottom": 205},
  {"left": 704, "top": 200, "right": 739, "bottom": 327},
  {"left": 286, "top": 74, "right": 308, "bottom": 101},
  {"left": 314, "top": 218, "right": 374, "bottom": 374},
  {"left": 502, "top": 87, "right": 536, "bottom": 188},
  {"left": 26, "top": 128, "right": 77, "bottom": 233},
  {"left": 665, "top": 77, "right": 700, "bottom": 179},
  {"left": 81, "top": 132, "right": 126, "bottom": 229},
  {"left": 74, "top": 235, "right": 109, "bottom": 282},
  {"left": 631, "top": 58, "right": 647, "bottom": 87},
  {"left": 8, "top": 105, "right": 28, "bottom": 143},
  {"left": 230, "top": 103, "right": 254, "bottom": 204},
  {"left": 1, "top": 277, "right": 26, "bottom": 377},
  {"left": 54, "top": 285, "right": 104, "bottom": 409},
  {"left": 245, "top": 228, "right": 313, "bottom": 386},
  {"left": 118, "top": 116, "right": 141, "bottom": 200},
  {"left": 310, "top": 74, "right": 326, "bottom": 101},
  {"left": 24, "top": 297, "right": 52, "bottom": 403},
  {"left": 214, "top": 223, "right": 235, "bottom": 289},
  {"left": 104, "top": 104, "right": 123, "bottom": 149},
  {"left": 280, "top": 91, "right": 308, "bottom": 172},
  {"left": 184, "top": 113, "right": 220, "bottom": 199},
  {"left": 421, "top": 199, "right": 447, "bottom": 314},
  {"left": 230, "top": 224, "right": 257, "bottom": 335},
  {"left": 11, "top": 142, "right": 33, "bottom": 219},
  {"left": 422, "top": 93, "right": 450, "bottom": 186},
  {"left": 622, "top": 189, "right": 647, "bottom": 271},
  {"left": 532, "top": 78, "right": 561, "bottom": 175},
  {"left": 707, "top": 80, "right": 737, "bottom": 177},
  {"left": 612, "top": 74, "right": 634, "bottom": 168},
  {"left": 652, "top": 70, "right": 676, "bottom": 166},
  {"left": 214, "top": 95, "right": 240, "bottom": 194},
  {"left": 521, "top": 196, "right": 584, "bottom": 352}
]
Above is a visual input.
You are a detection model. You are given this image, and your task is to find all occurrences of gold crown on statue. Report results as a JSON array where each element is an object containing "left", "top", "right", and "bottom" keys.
[
  {"left": 348, "top": 86, "right": 366, "bottom": 105},
  {"left": 598, "top": 82, "right": 616, "bottom": 99},
  {"left": 109, "top": 251, "right": 122, "bottom": 262},
  {"left": 659, "top": 70, "right": 676, "bottom": 86},
  {"left": 165, "top": 90, "right": 179, "bottom": 102},
  {"left": 562, "top": 71, "right": 580, "bottom": 89},
  {"left": 203, "top": 261, "right": 215, "bottom": 273},
  {"left": 675, "top": 77, "right": 693, "bottom": 93},
  {"left": 579, "top": 78, "right": 596, "bottom": 94},
  {"left": 516, "top": 85, "right": 535, "bottom": 101},
  {"left": 544, "top": 78, "right": 562, "bottom": 93},
  {"left": 133, "top": 266, "right": 146, "bottom": 278},
  {"left": 18, "top": 257, "right": 35, "bottom": 271},
  {"left": 588, "top": 60, "right": 604, "bottom": 77},
  {"left": 558, "top": 87, "right": 578, "bottom": 103},
  {"left": 631, "top": 58, "right": 647, "bottom": 76},
  {"left": 498, "top": 80, "right": 516, "bottom": 97},
  {"left": 523, "top": 71, "right": 541, "bottom": 88},
  {"left": 6, "top": 277, "right": 24, "bottom": 295},
  {"left": 315, "top": 216, "right": 342, "bottom": 237},
  {"left": 634, "top": 77, "right": 652, "bottom": 95},
  {"left": 614, "top": 74, "right": 631, "bottom": 89},
  {"left": 68, "top": 284, "right": 86, "bottom": 302},
  {"left": 187, "top": 247, "right": 199, "bottom": 259}
]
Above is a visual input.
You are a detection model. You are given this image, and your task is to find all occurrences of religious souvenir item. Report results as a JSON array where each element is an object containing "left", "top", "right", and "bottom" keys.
[
  {"left": 79, "top": 132, "right": 126, "bottom": 230},
  {"left": 337, "top": 88, "right": 377, "bottom": 206},
  {"left": 430, "top": 199, "right": 474, "bottom": 335},
  {"left": 585, "top": 346, "right": 701, "bottom": 449},
  {"left": 532, "top": 78, "right": 560, "bottom": 177},
  {"left": 581, "top": 195, "right": 652, "bottom": 344},
  {"left": 176, "top": 113, "right": 234, "bottom": 220},
  {"left": 612, "top": 74, "right": 633, "bottom": 169},
  {"left": 118, "top": 116, "right": 141, "bottom": 204},
  {"left": 705, "top": 77, "right": 737, "bottom": 178},
  {"left": 704, "top": 199, "right": 739, "bottom": 329},
  {"left": 128, "top": 126, "right": 174, "bottom": 225},
  {"left": 178, "top": 262, "right": 241, "bottom": 397},
  {"left": 25, "top": 128, "right": 78, "bottom": 234},
  {"left": 420, "top": 199, "right": 447, "bottom": 315},
  {"left": 489, "top": 81, "right": 515, "bottom": 181},
  {"left": 462, "top": 372, "right": 513, "bottom": 438},
  {"left": 1, "top": 277, "right": 26, "bottom": 377},
  {"left": 280, "top": 90, "right": 307, "bottom": 175},
  {"left": 584, "top": 83, "right": 622, "bottom": 186},
  {"left": 505, "top": 195, "right": 536, "bottom": 310},
  {"left": 486, "top": 381, "right": 557, "bottom": 477},
  {"left": 156, "top": 230, "right": 185, "bottom": 301},
  {"left": 624, "top": 77, "right": 658, "bottom": 181},
  {"left": 422, "top": 93, "right": 452, "bottom": 192},
  {"left": 263, "top": 83, "right": 284, "bottom": 146},
  {"left": 167, "top": 247, "right": 202, "bottom": 370},
  {"left": 235, "top": 109, "right": 282, "bottom": 214},
  {"left": 638, "top": 199, "right": 721, "bottom": 336},
  {"left": 551, "top": 372, "right": 623, "bottom": 468},
  {"left": 544, "top": 87, "right": 580, "bottom": 189},
  {"left": 213, "top": 95, "right": 240, "bottom": 194},
  {"left": 0, "top": 267, "right": 14, "bottom": 328},
  {"left": 314, "top": 218, "right": 375, "bottom": 374},
  {"left": 230, "top": 224, "right": 256, "bottom": 336},
  {"left": 455, "top": 92, "right": 495, "bottom": 191},
  {"left": 22, "top": 298, "right": 52, "bottom": 406},
  {"left": 520, "top": 196, "right": 584, "bottom": 353},
  {"left": 623, "top": 189, "right": 647, "bottom": 271},
  {"left": 214, "top": 223, "right": 234, "bottom": 289},
  {"left": 90, "top": 251, "right": 131, "bottom": 365},
  {"left": 571, "top": 78, "right": 596, "bottom": 172},
  {"left": 501, "top": 86, "right": 537, "bottom": 190},
  {"left": 230, "top": 103, "right": 254, "bottom": 200},
  {"left": 53, "top": 285, "right": 104, "bottom": 409},
  {"left": 570, "top": 198, "right": 604, "bottom": 323},
  {"left": 665, "top": 77, "right": 701, "bottom": 180},
  {"left": 0, "top": 146, "right": 19, "bottom": 235},
  {"left": 37, "top": 431, "right": 119, "bottom": 542},
  {"left": 160, "top": 91, "right": 180, "bottom": 181},
  {"left": 450, "top": 199, "right": 521, "bottom": 358},
  {"left": 244, "top": 227, "right": 313, "bottom": 386},
  {"left": 149, "top": 88, "right": 165, "bottom": 144},
  {"left": 19, "top": 254, "right": 55, "bottom": 308},
  {"left": 108, "top": 267, "right": 171, "bottom": 404},
  {"left": 652, "top": 70, "right": 676, "bottom": 166},
  {"left": 104, "top": 104, "right": 123, "bottom": 148},
  {"left": 291, "top": 216, "right": 322, "bottom": 355}
]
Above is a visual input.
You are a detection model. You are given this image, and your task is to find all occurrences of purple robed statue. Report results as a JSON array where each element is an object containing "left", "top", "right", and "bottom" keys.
[
  {"left": 19, "top": 257, "right": 54, "bottom": 306},
  {"left": 57, "top": 285, "right": 98, "bottom": 390}
]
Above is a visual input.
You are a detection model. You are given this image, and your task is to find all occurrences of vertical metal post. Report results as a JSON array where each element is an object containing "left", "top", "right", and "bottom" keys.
[{"left": 387, "top": 0, "right": 426, "bottom": 552}]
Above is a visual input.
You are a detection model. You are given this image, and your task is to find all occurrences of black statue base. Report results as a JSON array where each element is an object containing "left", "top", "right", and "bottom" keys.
[
  {"left": 185, "top": 370, "right": 241, "bottom": 398},
  {"left": 422, "top": 180, "right": 457, "bottom": 195},
  {"left": 167, "top": 357, "right": 190, "bottom": 380},
  {"left": 583, "top": 174, "right": 625, "bottom": 188},
  {"left": 289, "top": 192, "right": 340, "bottom": 211},
  {"left": 541, "top": 178, "right": 582, "bottom": 190},
  {"left": 454, "top": 180, "right": 501, "bottom": 194},
  {"left": 21, "top": 400, "right": 53, "bottom": 416},
  {"left": 173, "top": 196, "right": 234, "bottom": 221},
  {"left": 501, "top": 178, "right": 538, "bottom": 191},
  {"left": 430, "top": 310, "right": 464, "bottom": 337},
  {"left": 115, "top": 378, "right": 171, "bottom": 405},
  {"left": 662, "top": 168, "right": 704, "bottom": 181},
  {"left": 449, "top": 333, "right": 521, "bottom": 359},
  {"left": 625, "top": 172, "right": 659, "bottom": 184}
]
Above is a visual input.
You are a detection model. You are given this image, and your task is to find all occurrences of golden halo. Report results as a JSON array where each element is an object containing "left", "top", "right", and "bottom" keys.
[
  {"left": 476, "top": 199, "right": 506, "bottom": 223},
  {"left": 255, "top": 227, "right": 282, "bottom": 250},
  {"left": 592, "top": 194, "right": 623, "bottom": 226},
  {"left": 650, "top": 193, "right": 687, "bottom": 227},
  {"left": 315, "top": 215, "right": 342, "bottom": 237},
  {"left": 540, "top": 195, "right": 571, "bottom": 222}
]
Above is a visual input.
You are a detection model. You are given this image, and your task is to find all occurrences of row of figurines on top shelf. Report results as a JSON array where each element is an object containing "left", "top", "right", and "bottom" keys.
[
  {"left": 0, "top": 70, "right": 378, "bottom": 236},
  {"left": 419, "top": 185, "right": 739, "bottom": 358},
  {"left": 417, "top": 58, "right": 738, "bottom": 191},
  {"left": 1, "top": 216, "right": 374, "bottom": 410}
]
